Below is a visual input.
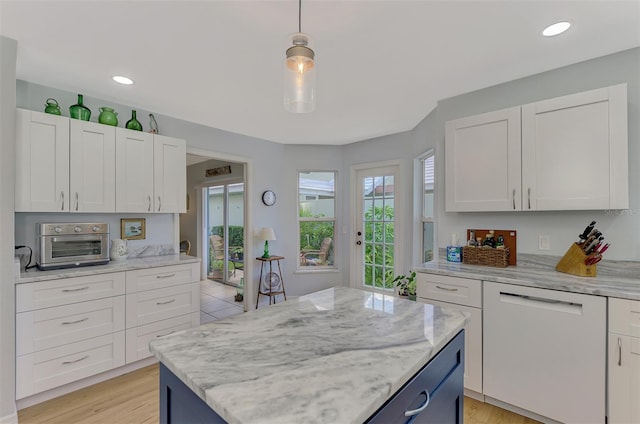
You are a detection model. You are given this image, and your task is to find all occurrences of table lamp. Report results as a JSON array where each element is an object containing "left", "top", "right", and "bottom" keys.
[{"left": 260, "top": 227, "right": 276, "bottom": 258}]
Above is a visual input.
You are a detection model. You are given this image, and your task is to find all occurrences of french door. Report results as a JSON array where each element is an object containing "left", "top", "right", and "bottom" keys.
[{"left": 354, "top": 165, "right": 402, "bottom": 294}]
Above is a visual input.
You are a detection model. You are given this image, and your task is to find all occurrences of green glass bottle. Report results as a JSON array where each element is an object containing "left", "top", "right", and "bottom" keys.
[
  {"left": 125, "top": 110, "right": 143, "bottom": 131},
  {"left": 69, "top": 94, "right": 91, "bottom": 121}
]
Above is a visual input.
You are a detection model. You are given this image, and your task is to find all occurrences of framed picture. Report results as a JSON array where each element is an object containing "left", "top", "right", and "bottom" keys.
[{"left": 121, "top": 218, "right": 146, "bottom": 240}]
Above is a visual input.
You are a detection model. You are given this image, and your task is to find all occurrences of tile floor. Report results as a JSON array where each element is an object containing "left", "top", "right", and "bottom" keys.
[{"left": 200, "top": 279, "right": 285, "bottom": 324}]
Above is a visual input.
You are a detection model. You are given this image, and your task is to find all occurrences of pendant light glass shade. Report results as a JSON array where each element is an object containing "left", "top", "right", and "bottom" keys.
[{"left": 284, "top": 33, "right": 316, "bottom": 113}]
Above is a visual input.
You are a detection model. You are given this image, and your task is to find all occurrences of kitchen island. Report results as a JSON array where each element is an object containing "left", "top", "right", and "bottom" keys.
[{"left": 149, "top": 286, "right": 469, "bottom": 424}]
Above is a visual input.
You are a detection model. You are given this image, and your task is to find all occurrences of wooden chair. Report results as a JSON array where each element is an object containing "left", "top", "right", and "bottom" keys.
[
  {"left": 209, "top": 235, "right": 225, "bottom": 261},
  {"left": 301, "top": 237, "right": 332, "bottom": 266}
]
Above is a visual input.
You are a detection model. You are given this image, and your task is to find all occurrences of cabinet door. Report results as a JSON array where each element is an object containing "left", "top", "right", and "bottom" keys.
[
  {"left": 521, "top": 84, "right": 628, "bottom": 210},
  {"left": 115, "top": 128, "right": 154, "bottom": 212},
  {"left": 69, "top": 120, "right": 116, "bottom": 212},
  {"left": 445, "top": 107, "right": 521, "bottom": 211},
  {"left": 608, "top": 334, "right": 640, "bottom": 424},
  {"left": 153, "top": 135, "right": 186, "bottom": 213},
  {"left": 15, "top": 109, "right": 70, "bottom": 212}
]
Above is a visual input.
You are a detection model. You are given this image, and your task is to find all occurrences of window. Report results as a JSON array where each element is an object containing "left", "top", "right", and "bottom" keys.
[
  {"left": 422, "top": 153, "right": 435, "bottom": 262},
  {"left": 298, "top": 171, "right": 336, "bottom": 268}
]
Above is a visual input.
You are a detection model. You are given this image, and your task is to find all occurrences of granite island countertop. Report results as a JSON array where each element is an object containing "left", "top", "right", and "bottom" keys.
[
  {"left": 149, "top": 286, "right": 469, "bottom": 424},
  {"left": 415, "top": 253, "right": 640, "bottom": 301},
  {"left": 16, "top": 254, "right": 200, "bottom": 284}
]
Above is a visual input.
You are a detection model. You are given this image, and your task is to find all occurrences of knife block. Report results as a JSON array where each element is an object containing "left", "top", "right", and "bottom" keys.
[{"left": 555, "top": 242, "right": 597, "bottom": 277}]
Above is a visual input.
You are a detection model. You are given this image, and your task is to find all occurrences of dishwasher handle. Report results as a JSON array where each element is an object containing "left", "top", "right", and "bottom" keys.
[{"left": 499, "top": 291, "right": 583, "bottom": 315}]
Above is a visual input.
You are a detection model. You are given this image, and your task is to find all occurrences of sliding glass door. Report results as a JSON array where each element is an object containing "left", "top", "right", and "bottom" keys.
[{"left": 205, "top": 182, "right": 244, "bottom": 285}]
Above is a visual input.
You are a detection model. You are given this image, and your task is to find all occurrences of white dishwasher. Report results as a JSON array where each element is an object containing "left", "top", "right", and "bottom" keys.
[{"left": 483, "top": 281, "right": 606, "bottom": 423}]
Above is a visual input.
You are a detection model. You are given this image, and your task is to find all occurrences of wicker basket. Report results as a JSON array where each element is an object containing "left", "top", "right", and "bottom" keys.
[{"left": 462, "top": 246, "right": 510, "bottom": 268}]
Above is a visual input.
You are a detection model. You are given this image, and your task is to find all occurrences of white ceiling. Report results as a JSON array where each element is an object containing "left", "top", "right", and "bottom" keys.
[{"left": 2, "top": 1, "right": 639, "bottom": 145}]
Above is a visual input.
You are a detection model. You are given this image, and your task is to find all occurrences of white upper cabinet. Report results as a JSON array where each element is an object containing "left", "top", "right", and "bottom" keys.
[
  {"left": 69, "top": 120, "right": 116, "bottom": 212},
  {"left": 445, "top": 84, "right": 628, "bottom": 212},
  {"left": 115, "top": 129, "right": 155, "bottom": 212},
  {"left": 445, "top": 107, "right": 522, "bottom": 212},
  {"left": 16, "top": 109, "right": 187, "bottom": 214},
  {"left": 521, "top": 84, "right": 628, "bottom": 210},
  {"left": 153, "top": 134, "right": 186, "bottom": 213},
  {"left": 15, "top": 109, "right": 70, "bottom": 212}
]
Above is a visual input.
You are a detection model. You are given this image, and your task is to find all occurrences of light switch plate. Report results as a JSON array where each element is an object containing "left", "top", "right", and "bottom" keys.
[{"left": 539, "top": 235, "right": 550, "bottom": 250}]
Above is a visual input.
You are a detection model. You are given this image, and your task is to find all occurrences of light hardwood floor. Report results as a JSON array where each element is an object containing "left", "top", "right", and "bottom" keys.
[{"left": 18, "top": 363, "right": 540, "bottom": 424}]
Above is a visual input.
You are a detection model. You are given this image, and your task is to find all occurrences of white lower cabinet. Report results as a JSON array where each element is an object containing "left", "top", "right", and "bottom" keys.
[
  {"left": 608, "top": 298, "right": 640, "bottom": 423},
  {"left": 125, "top": 262, "right": 200, "bottom": 363},
  {"left": 416, "top": 273, "right": 483, "bottom": 396},
  {"left": 15, "top": 262, "right": 201, "bottom": 399}
]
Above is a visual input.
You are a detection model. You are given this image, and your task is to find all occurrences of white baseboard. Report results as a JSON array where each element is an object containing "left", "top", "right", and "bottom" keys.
[
  {"left": 0, "top": 411, "right": 17, "bottom": 424},
  {"left": 464, "top": 388, "right": 484, "bottom": 401},
  {"left": 484, "top": 395, "right": 561, "bottom": 424},
  {"left": 16, "top": 357, "right": 157, "bottom": 410}
]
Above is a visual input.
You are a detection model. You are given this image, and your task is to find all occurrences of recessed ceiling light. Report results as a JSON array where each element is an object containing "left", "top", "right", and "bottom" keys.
[
  {"left": 112, "top": 75, "right": 134, "bottom": 85},
  {"left": 542, "top": 21, "right": 571, "bottom": 37}
]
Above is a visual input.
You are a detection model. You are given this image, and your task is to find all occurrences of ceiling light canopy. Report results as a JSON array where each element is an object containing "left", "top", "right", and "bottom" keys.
[
  {"left": 284, "top": 0, "right": 316, "bottom": 113},
  {"left": 542, "top": 21, "right": 571, "bottom": 37},
  {"left": 112, "top": 75, "right": 134, "bottom": 85}
]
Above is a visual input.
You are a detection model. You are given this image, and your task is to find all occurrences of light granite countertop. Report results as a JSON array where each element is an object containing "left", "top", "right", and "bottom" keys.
[
  {"left": 15, "top": 254, "right": 200, "bottom": 284},
  {"left": 149, "top": 286, "right": 469, "bottom": 424},
  {"left": 415, "top": 253, "right": 640, "bottom": 301}
]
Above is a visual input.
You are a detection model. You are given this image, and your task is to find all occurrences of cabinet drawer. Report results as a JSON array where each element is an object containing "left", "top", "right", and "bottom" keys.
[
  {"left": 16, "top": 296, "right": 125, "bottom": 356},
  {"left": 17, "top": 272, "right": 125, "bottom": 312},
  {"left": 416, "top": 273, "right": 481, "bottom": 307},
  {"left": 367, "top": 330, "right": 464, "bottom": 423},
  {"left": 126, "top": 263, "right": 199, "bottom": 293},
  {"left": 126, "top": 283, "right": 198, "bottom": 328},
  {"left": 609, "top": 297, "right": 640, "bottom": 337},
  {"left": 16, "top": 331, "right": 125, "bottom": 399},
  {"left": 126, "top": 312, "right": 198, "bottom": 363}
]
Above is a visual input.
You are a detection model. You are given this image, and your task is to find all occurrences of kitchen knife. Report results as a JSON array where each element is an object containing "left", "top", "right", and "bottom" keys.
[
  {"left": 584, "top": 236, "right": 603, "bottom": 254},
  {"left": 579, "top": 221, "right": 596, "bottom": 240}
]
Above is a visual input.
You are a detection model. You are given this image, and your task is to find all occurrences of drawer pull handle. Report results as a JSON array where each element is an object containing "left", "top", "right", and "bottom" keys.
[
  {"left": 404, "top": 389, "right": 430, "bottom": 417},
  {"left": 618, "top": 337, "right": 622, "bottom": 366},
  {"left": 62, "top": 355, "right": 89, "bottom": 365},
  {"left": 156, "top": 331, "right": 175, "bottom": 338},
  {"left": 62, "top": 286, "right": 89, "bottom": 293},
  {"left": 157, "top": 299, "right": 176, "bottom": 305},
  {"left": 436, "top": 285, "right": 458, "bottom": 292},
  {"left": 61, "top": 317, "right": 89, "bottom": 325},
  {"left": 156, "top": 274, "right": 176, "bottom": 279}
]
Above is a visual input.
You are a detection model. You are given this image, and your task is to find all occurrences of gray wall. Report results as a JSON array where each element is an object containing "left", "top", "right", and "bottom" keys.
[
  {"left": 429, "top": 47, "right": 640, "bottom": 260},
  {"left": 0, "top": 35, "right": 17, "bottom": 424}
]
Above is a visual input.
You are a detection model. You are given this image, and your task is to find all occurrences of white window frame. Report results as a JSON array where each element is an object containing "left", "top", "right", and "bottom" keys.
[
  {"left": 297, "top": 170, "right": 337, "bottom": 270},
  {"left": 414, "top": 150, "right": 435, "bottom": 264}
]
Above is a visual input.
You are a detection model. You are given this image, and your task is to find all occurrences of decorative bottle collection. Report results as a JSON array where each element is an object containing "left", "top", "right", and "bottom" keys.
[{"left": 43, "top": 95, "right": 156, "bottom": 133}]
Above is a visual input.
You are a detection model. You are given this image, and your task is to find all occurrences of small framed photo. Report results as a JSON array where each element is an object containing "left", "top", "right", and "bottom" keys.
[{"left": 121, "top": 218, "right": 146, "bottom": 240}]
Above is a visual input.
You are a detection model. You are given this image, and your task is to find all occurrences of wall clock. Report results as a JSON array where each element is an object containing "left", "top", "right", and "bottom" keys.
[{"left": 262, "top": 190, "right": 276, "bottom": 206}]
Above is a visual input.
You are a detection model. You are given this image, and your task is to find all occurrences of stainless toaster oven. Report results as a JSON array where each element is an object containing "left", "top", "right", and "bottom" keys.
[{"left": 37, "top": 223, "right": 110, "bottom": 270}]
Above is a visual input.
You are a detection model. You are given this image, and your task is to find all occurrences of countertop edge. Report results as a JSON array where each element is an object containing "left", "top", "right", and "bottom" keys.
[{"left": 16, "top": 254, "right": 201, "bottom": 284}]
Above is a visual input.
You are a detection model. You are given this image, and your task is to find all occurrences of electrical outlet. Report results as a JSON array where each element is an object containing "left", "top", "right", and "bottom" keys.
[{"left": 539, "top": 235, "right": 550, "bottom": 250}]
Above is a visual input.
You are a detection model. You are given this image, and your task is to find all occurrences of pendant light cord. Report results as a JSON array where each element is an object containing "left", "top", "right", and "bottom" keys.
[{"left": 298, "top": 0, "right": 302, "bottom": 33}]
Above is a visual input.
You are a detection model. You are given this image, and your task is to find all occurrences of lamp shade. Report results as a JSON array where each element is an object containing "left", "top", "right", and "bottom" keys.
[
  {"left": 259, "top": 227, "right": 276, "bottom": 241},
  {"left": 284, "top": 33, "right": 316, "bottom": 113}
]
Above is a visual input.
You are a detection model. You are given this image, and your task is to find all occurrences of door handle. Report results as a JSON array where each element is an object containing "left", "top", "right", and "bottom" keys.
[
  {"left": 156, "top": 299, "right": 176, "bottom": 305},
  {"left": 62, "top": 355, "right": 89, "bottom": 365},
  {"left": 147, "top": 195, "right": 151, "bottom": 212},
  {"left": 61, "top": 317, "right": 89, "bottom": 325},
  {"left": 61, "top": 191, "right": 65, "bottom": 211},
  {"left": 528, "top": 187, "right": 531, "bottom": 209},
  {"left": 618, "top": 337, "right": 622, "bottom": 366},
  {"left": 75, "top": 192, "right": 79, "bottom": 211},
  {"left": 157, "top": 196, "right": 161, "bottom": 211},
  {"left": 436, "top": 285, "right": 458, "bottom": 292},
  {"left": 512, "top": 188, "right": 516, "bottom": 210}
]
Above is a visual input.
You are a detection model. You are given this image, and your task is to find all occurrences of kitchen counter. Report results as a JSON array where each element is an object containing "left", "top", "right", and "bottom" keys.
[
  {"left": 15, "top": 254, "right": 200, "bottom": 284},
  {"left": 415, "top": 253, "right": 640, "bottom": 300},
  {"left": 149, "top": 286, "right": 469, "bottom": 424}
]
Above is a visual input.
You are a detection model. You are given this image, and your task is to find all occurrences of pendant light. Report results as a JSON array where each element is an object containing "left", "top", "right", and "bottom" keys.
[{"left": 284, "top": 0, "right": 316, "bottom": 113}]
